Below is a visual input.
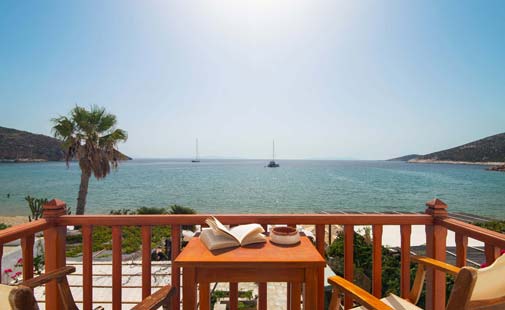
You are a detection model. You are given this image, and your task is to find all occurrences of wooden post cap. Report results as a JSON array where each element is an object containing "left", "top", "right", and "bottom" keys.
[
  {"left": 43, "top": 199, "right": 67, "bottom": 218},
  {"left": 425, "top": 198, "right": 448, "bottom": 217}
]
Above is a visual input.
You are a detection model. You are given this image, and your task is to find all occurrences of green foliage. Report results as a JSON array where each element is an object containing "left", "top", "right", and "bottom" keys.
[
  {"left": 169, "top": 204, "right": 197, "bottom": 231},
  {"left": 327, "top": 229, "right": 401, "bottom": 296},
  {"left": 109, "top": 208, "right": 134, "bottom": 215},
  {"left": 169, "top": 204, "right": 196, "bottom": 214},
  {"left": 0, "top": 223, "right": 10, "bottom": 230},
  {"left": 136, "top": 206, "right": 168, "bottom": 214},
  {"left": 475, "top": 220, "right": 505, "bottom": 233},
  {"left": 66, "top": 205, "right": 173, "bottom": 257},
  {"left": 210, "top": 290, "right": 255, "bottom": 310},
  {"left": 24, "top": 196, "right": 48, "bottom": 222},
  {"left": 327, "top": 229, "right": 456, "bottom": 307}
]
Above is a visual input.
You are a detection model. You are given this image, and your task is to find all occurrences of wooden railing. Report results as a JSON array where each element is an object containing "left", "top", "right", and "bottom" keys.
[{"left": 0, "top": 198, "right": 503, "bottom": 310}]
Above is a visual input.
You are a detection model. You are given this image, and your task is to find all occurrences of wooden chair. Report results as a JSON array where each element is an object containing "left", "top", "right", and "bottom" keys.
[
  {"left": 0, "top": 266, "right": 174, "bottom": 310},
  {"left": 327, "top": 254, "right": 505, "bottom": 310}
]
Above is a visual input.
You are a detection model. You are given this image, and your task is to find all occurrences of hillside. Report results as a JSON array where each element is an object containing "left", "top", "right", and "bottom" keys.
[
  {"left": 387, "top": 154, "right": 421, "bottom": 162},
  {"left": 0, "top": 126, "right": 64, "bottom": 161},
  {"left": 0, "top": 126, "right": 130, "bottom": 162},
  {"left": 411, "top": 133, "right": 505, "bottom": 164}
]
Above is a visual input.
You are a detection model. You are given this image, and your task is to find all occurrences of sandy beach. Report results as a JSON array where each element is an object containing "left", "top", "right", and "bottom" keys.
[{"left": 0, "top": 216, "right": 28, "bottom": 227}]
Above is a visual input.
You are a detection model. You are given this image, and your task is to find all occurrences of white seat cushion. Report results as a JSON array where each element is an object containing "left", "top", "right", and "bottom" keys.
[{"left": 351, "top": 294, "right": 422, "bottom": 310}]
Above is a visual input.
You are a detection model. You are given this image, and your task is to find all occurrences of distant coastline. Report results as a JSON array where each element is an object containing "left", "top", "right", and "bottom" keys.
[{"left": 408, "top": 159, "right": 505, "bottom": 166}]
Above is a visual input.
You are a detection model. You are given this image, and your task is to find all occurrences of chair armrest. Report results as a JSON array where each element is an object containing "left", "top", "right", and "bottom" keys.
[
  {"left": 328, "top": 276, "right": 393, "bottom": 310},
  {"left": 132, "top": 285, "right": 174, "bottom": 310},
  {"left": 20, "top": 266, "right": 76, "bottom": 289},
  {"left": 411, "top": 255, "right": 460, "bottom": 276}
]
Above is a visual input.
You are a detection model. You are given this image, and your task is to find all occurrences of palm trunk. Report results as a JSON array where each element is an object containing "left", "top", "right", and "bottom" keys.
[{"left": 76, "top": 169, "right": 91, "bottom": 215}]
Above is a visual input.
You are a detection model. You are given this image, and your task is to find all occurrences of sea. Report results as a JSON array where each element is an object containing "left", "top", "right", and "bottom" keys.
[{"left": 0, "top": 159, "right": 504, "bottom": 218}]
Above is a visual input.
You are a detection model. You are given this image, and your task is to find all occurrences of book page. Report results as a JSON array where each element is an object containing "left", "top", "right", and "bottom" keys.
[
  {"left": 200, "top": 228, "right": 240, "bottom": 250},
  {"left": 229, "top": 224, "right": 265, "bottom": 244},
  {"left": 205, "top": 217, "right": 238, "bottom": 242}
]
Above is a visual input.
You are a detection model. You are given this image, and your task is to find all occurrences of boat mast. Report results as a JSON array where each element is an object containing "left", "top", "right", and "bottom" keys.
[
  {"left": 272, "top": 140, "right": 275, "bottom": 161},
  {"left": 196, "top": 138, "right": 199, "bottom": 161}
]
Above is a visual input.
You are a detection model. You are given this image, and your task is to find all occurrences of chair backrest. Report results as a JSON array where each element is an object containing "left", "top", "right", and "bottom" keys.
[
  {"left": 447, "top": 254, "right": 505, "bottom": 310},
  {"left": 0, "top": 284, "right": 39, "bottom": 310}
]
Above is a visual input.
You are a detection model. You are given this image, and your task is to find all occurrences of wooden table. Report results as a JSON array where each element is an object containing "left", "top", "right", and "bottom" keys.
[{"left": 174, "top": 236, "right": 326, "bottom": 310}]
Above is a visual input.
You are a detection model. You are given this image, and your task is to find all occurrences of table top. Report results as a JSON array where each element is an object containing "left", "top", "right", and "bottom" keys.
[{"left": 174, "top": 236, "right": 326, "bottom": 268}]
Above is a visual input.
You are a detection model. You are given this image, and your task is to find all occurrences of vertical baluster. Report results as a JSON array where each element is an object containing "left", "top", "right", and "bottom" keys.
[
  {"left": 485, "top": 243, "right": 500, "bottom": 265},
  {"left": 315, "top": 224, "right": 325, "bottom": 309},
  {"left": 0, "top": 244, "right": 3, "bottom": 284},
  {"left": 455, "top": 233, "right": 468, "bottom": 267},
  {"left": 344, "top": 225, "right": 354, "bottom": 309},
  {"left": 21, "top": 235, "right": 35, "bottom": 281},
  {"left": 112, "top": 226, "right": 122, "bottom": 310},
  {"left": 328, "top": 225, "right": 332, "bottom": 247},
  {"left": 82, "top": 225, "right": 93, "bottom": 310},
  {"left": 230, "top": 282, "right": 238, "bottom": 309},
  {"left": 171, "top": 224, "right": 181, "bottom": 310},
  {"left": 372, "top": 225, "right": 383, "bottom": 298},
  {"left": 315, "top": 225, "right": 325, "bottom": 256},
  {"left": 142, "top": 226, "right": 152, "bottom": 299},
  {"left": 400, "top": 225, "right": 411, "bottom": 298}
]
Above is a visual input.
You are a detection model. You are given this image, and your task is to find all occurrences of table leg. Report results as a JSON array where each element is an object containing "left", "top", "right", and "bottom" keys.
[
  {"left": 199, "top": 281, "right": 210, "bottom": 310},
  {"left": 230, "top": 282, "right": 238, "bottom": 310},
  {"left": 287, "top": 283, "right": 292, "bottom": 310},
  {"left": 290, "top": 282, "right": 301, "bottom": 310},
  {"left": 258, "top": 282, "right": 267, "bottom": 310},
  {"left": 304, "top": 267, "right": 319, "bottom": 310},
  {"left": 317, "top": 267, "right": 324, "bottom": 310},
  {"left": 182, "top": 267, "right": 197, "bottom": 310}
]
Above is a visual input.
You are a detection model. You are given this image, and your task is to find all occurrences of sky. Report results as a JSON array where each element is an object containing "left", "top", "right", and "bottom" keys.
[{"left": 1, "top": 1, "right": 504, "bottom": 160}]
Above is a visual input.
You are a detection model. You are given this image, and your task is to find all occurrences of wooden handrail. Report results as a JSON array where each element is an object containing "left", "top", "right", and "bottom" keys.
[
  {"left": 0, "top": 219, "right": 50, "bottom": 244},
  {"left": 56, "top": 213, "right": 433, "bottom": 226},
  {"left": 437, "top": 217, "right": 505, "bottom": 248}
]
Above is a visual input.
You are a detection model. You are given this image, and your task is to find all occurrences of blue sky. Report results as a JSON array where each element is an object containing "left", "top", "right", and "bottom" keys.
[{"left": 1, "top": 1, "right": 504, "bottom": 160}]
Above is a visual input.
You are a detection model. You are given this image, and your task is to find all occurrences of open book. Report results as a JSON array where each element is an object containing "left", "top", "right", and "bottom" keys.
[{"left": 200, "top": 217, "right": 266, "bottom": 250}]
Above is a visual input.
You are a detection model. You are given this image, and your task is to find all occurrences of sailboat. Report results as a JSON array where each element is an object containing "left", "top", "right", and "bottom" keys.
[
  {"left": 191, "top": 138, "right": 200, "bottom": 163},
  {"left": 266, "top": 140, "right": 280, "bottom": 168}
]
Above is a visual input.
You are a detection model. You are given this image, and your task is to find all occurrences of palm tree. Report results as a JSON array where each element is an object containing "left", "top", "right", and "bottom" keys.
[{"left": 52, "top": 106, "right": 127, "bottom": 215}]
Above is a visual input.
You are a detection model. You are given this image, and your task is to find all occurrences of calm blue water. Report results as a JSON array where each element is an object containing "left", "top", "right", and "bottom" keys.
[{"left": 0, "top": 159, "right": 504, "bottom": 218}]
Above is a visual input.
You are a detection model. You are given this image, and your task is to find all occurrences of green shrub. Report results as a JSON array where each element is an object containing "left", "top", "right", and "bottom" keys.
[
  {"left": 136, "top": 206, "right": 168, "bottom": 214},
  {"left": 169, "top": 204, "right": 197, "bottom": 231},
  {"left": 0, "top": 223, "right": 10, "bottom": 230},
  {"left": 109, "top": 208, "right": 134, "bottom": 215},
  {"left": 25, "top": 196, "right": 48, "bottom": 222},
  {"left": 475, "top": 220, "right": 505, "bottom": 233},
  {"left": 326, "top": 229, "right": 456, "bottom": 307}
]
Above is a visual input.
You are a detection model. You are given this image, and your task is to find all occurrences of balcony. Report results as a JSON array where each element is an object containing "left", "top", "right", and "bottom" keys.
[{"left": 1, "top": 198, "right": 504, "bottom": 310}]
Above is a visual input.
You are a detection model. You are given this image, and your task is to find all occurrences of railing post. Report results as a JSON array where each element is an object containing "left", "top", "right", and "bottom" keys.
[
  {"left": 43, "top": 199, "right": 68, "bottom": 310},
  {"left": 425, "top": 199, "right": 448, "bottom": 310}
]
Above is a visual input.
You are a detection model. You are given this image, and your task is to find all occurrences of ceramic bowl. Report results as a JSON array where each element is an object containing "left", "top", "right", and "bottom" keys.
[{"left": 270, "top": 226, "right": 300, "bottom": 245}]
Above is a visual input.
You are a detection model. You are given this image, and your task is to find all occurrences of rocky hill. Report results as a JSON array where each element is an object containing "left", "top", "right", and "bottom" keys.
[
  {"left": 411, "top": 133, "right": 505, "bottom": 164},
  {"left": 0, "top": 126, "right": 64, "bottom": 161},
  {"left": 387, "top": 154, "right": 421, "bottom": 162},
  {"left": 0, "top": 126, "right": 130, "bottom": 162}
]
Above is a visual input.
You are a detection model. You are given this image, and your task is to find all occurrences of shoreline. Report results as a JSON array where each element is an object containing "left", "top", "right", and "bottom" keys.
[
  {"left": 0, "top": 216, "right": 28, "bottom": 226},
  {"left": 408, "top": 159, "right": 505, "bottom": 166}
]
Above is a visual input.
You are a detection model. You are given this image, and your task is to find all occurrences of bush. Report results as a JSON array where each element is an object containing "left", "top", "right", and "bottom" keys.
[
  {"left": 475, "top": 220, "right": 505, "bottom": 233},
  {"left": 0, "top": 223, "right": 10, "bottom": 230},
  {"left": 169, "top": 204, "right": 197, "bottom": 231},
  {"left": 326, "top": 229, "right": 455, "bottom": 307},
  {"left": 24, "top": 196, "right": 48, "bottom": 222},
  {"left": 137, "top": 206, "right": 168, "bottom": 214}
]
